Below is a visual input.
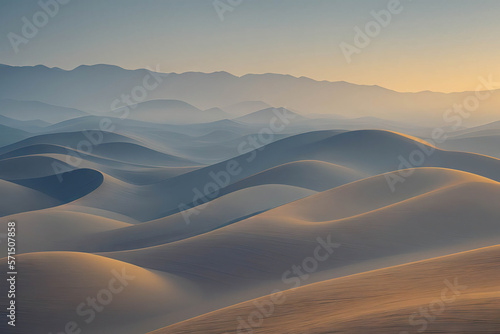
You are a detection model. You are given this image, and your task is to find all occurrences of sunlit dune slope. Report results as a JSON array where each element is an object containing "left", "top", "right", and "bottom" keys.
[
  {"left": 102, "top": 168, "right": 500, "bottom": 290},
  {"left": 0, "top": 252, "right": 199, "bottom": 334},
  {"left": 0, "top": 179, "right": 60, "bottom": 216},
  {"left": 151, "top": 244, "right": 500, "bottom": 334}
]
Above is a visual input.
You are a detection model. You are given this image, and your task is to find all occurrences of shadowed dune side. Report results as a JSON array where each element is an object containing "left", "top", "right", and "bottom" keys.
[
  {"left": 150, "top": 245, "right": 500, "bottom": 334},
  {"left": 0, "top": 150, "right": 200, "bottom": 185},
  {"left": 0, "top": 252, "right": 201, "bottom": 334},
  {"left": 0, "top": 155, "right": 74, "bottom": 180},
  {"left": 73, "top": 184, "right": 316, "bottom": 252},
  {"left": 102, "top": 169, "right": 500, "bottom": 293},
  {"left": 0, "top": 179, "right": 60, "bottom": 216},
  {"left": 12, "top": 168, "right": 103, "bottom": 202}
]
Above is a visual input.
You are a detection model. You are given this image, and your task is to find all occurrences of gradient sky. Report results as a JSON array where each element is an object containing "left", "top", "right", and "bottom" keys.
[{"left": 1, "top": 0, "right": 499, "bottom": 93}]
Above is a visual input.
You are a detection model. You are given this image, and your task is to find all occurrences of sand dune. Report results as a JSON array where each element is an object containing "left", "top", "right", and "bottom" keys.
[
  {"left": 438, "top": 134, "right": 500, "bottom": 159},
  {"left": 0, "top": 145, "right": 162, "bottom": 170},
  {"left": 12, "top": 168, "right": 103, "bottom": 202},
  {"left": 0, "top": 183, "right": 315, "bottom": 255},
  {"left": 125, "top": 130, "right": 500, "bottom": 217},
  {"left": 0, "top": 131, "right": 197, "bottom": 166},
  {"left": 0, "top": 210, "right": 129, "bottom": 256},
  {"left": 0, "top": 149, "right": 198, "bottom": 186},
  {"left": 0, "top": 155, "right": 74, "bottom": 180},
  {"left": 74, "top": 184, "right": 316, "bottom": 252},
  {"left": 102, "top": 168, "right": 500, "bottom": 292},
  {"left": 0, "top": 179, "right": 60, "bottom": 216},
  {"left": 216, "top": 160, "right": 367, "bottom": 194},
  {"left": 23, "top": 129, "right": 500, "bottom": 221},
  {"left": 1, "top": 94, "right": 499, "bottom": 334},
  {"left": 89, "top": 142, "right": 197, "bottom": 167},
  {"left": 0, "top": 252, "right": 200, "bottom": 334},
  {"left": 151, "top": 244, "right": 500, "bottom": 334},
  {"left": 106, "top": 165, "right": 201, "bottom": 185},
  {"left": 0, "top": 130, "right": 139, "bottom": 155}
]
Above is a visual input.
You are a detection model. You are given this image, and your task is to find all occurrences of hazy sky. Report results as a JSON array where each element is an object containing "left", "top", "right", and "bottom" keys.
[{"left": 1, "top": 0, "right": 499, "bottom": 92}]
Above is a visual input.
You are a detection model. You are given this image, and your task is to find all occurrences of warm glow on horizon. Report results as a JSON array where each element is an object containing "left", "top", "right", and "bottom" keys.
[{"left": 1, "top": 0, "right": 499, "bottom": 93}]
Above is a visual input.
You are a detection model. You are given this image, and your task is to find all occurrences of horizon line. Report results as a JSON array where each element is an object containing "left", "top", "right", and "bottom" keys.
[{"left": 0, "top": 62, "right": 495, "bottom": 95}]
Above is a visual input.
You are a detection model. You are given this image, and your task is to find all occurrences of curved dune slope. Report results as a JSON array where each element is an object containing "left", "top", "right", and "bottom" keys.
[
  {"left": 124, "top": 129, "right": 500, "bottom": 217},
  {"left": 0, "top": 252, "right": 199, "bottom": 334},
  {"left": 0, "top": 140, "right": 197, "bottom": 168},
  {"left": 0, "top": 210, "right": 129, "bottom": 256},
  {"left": 0, "top": 144, "right": 162, "bottom": 169},
  {"left": 0, "top": 179, "right": 60, "bottom": 216},
  {"left": 215, "top": 160, "right": 367, "bottom": 194},
  {"left": 0, "top": 149, "right": 198, "bottom": 184},
  {"left": 103, "top": 168, "right": 500, "bottom": 290},
  {"left": 0, "top": 130, "right": 138, "bottom": 155},
  {"left": 13, "top": 130, "right": 498, "bottom": 221},
  {"left": 76, "top": 184, "right": 316, "bottom": 252},
  {"left": 89, "top": 142, "right": 197, "bottom": 166},
  {"left": 151, "top": 244, "right": 500, "bottom": 334}
]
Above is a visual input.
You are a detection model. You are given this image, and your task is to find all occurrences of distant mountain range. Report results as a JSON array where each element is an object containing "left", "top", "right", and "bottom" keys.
[{"left": 1, "top": 64, "right": 499, "bottom": 126}]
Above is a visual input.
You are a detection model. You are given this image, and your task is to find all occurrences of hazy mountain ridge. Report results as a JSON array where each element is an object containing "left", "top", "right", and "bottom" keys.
[{"left": 2, "top": 64, "right": 499, "bottom": 126}]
